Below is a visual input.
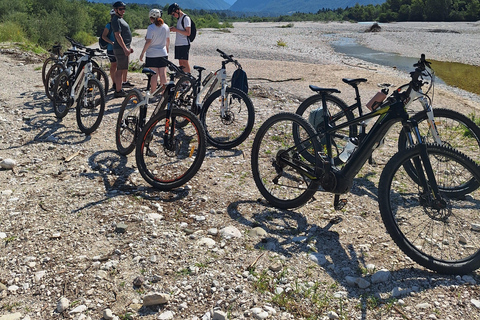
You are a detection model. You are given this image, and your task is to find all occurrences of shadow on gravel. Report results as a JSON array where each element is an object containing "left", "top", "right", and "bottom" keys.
[
  {"left": 227, "top": 200, "right": 463, "bottom": 320},
  {"left": 72, "top": 150, "right": 189, "bottom": 213}
]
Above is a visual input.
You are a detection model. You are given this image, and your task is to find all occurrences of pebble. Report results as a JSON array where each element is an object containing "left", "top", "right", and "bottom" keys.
[
  {"left": 142, "top": 292, "right": 170, "bottom": 306},
  {"left": 371, "top": 269, "right": 391, "bottom": 283},
  {"left": 219, "top": 226, "right": 242, "bottom": 239},
  {"left": 0, "top": 158, "right": 16, "bottom": 169}
]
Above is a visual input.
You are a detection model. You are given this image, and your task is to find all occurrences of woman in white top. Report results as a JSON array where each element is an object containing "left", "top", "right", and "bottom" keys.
[{"left": 140, "top": 9, "right": 170, "bottom": 92}]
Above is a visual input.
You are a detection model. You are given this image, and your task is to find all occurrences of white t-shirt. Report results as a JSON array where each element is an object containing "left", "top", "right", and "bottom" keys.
[
  {"left": 175, "top": 15, "right": 191, "bottom": 46},
  {"left": 145, "top": 23, "right": 170, "bottom": 57}
]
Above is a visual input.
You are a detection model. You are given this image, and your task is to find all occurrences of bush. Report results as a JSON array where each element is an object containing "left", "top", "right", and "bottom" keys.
[{"left": 0, "top": 21, "right": 26, "bottom": 42}]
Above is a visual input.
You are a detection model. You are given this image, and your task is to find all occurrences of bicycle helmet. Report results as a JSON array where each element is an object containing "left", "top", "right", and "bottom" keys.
[
  {"left": 113, "top": 1, "right": 126, "bottom": 8},
  {"left": 149, "top": 9, "right": 162, "bottom": 19},
  {"left": 168, "top": 3, "right": 180, "bottom": 15},
  {"left": 110, "top": 9, "right": 116, "bottom": 15}
]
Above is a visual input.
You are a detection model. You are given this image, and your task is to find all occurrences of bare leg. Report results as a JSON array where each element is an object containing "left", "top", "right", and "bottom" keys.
[{"left": 179, "top": 59, "right": 190, "bottom": 74}]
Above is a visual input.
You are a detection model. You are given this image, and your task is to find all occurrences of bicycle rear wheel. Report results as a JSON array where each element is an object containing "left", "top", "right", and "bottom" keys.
[
  {"left": 378, "top": 143, "right": 480, "bottom": 274},
  {"left": 398, "top": 108, "right": 480, "bottom": 194},
  {"left": 76, "top": 78, "right": 105, "bottom": 135},
  {"left": 116, "top": 89, "right": 143, "bottom": 156},
  {"left": 135, "top": 108, "right": 206, "bottom": 190},
  {"left": 251, "top": 112, "right": 320, "bottom": 209},
  {"left": 92, "top": 67, "right": 110, "bottom": 95},
  {"left": 52, "top": 70, "right": 73, "bottom": 119},
  {"left": 45, "top": 63, "right": 65, "bottom": 101},
  {"left": 201, "top": 87, "right": 255, "bottom": 149}
]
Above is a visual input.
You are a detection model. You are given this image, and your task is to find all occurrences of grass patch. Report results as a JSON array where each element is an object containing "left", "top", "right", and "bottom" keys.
[
  {"left": 277, "top": 39, "right": 287, "bottom": 47},
  {"left": 431, "top": 59, "right": 480, "bottom": 95}
]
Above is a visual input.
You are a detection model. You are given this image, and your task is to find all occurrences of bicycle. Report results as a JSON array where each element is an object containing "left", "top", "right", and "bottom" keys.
[
  {"left": 134, "top": 58, "right": 207, "bottom": 190},
  {"left": 52, "top": 46, "right": 106, "bottom": 135},
  {"left": 115, "top": 67, "right": 170, "bottom": 156},
  {"left": 173, "top": 48, "right": 255, "bottom": 149},
  {"left": 295, "top": 54, "right": 480, "bottom": 166},
  {"left": 44, "top": 37, "right": 109, "bottom": 101},
  {"left": 251, "top": 63, "right": 480, "bottom": 274}
]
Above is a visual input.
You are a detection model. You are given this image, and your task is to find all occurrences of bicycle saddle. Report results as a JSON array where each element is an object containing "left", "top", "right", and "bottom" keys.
[
  {"left": 309, "top": 85, "right": 341, "bottom": 94},
  {"left": 342, "top": 78, "right": 368, "bottom": 86}
]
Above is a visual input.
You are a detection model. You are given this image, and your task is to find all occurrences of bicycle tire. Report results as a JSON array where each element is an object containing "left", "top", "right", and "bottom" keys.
[
  {"left": 295, "top": 94, "right": 355, "bottom": 165},
  {"left": 76, "top": 78, "right": 105, "bottom": 135},
  {"left": 42, "top": 57, "right": 56, "bottom": 86},
  {"left": 52, "top": 70, "right": 73, "bottom": 119},
  {"left": 116, "top": 89, "right": 143, "bottom": 156},
  {"left": 92, "top": 67, "right": 109, "bottom": 95},
  {"left": 135, "top": 108, "right": 206, "bottom": 190},
  {"left": 251, "top": 112, "right": 321, "bottom": 209},
  {"left": 45, "top": 63, "right": 65, "bottom": 101},
  {"left": 201, "top": 87, "right": 255, "bottom": 149},
  {"left": 398, "top": 108, "right": 480, "bottom": 194},
  {"left": 378, "top": 143, "right": 480, "bottom": 274}
]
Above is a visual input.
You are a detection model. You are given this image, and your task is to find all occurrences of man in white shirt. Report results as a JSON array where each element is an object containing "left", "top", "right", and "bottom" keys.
[{"left": 168, "top": 3, "right": 191, "bottom": 73}]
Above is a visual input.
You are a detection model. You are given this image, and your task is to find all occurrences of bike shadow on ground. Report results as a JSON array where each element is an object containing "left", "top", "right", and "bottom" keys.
[
  {"left": 72, "top": 150, "right": 189, "bottom": 213},
  {"left": 205, "top": 147, "right": 245, "bottom": 159},
  {"left": 227, "top": 199, "right": 463, "bottom": 319}
]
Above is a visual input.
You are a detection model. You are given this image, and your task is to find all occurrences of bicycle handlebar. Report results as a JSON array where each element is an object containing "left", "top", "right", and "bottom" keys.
[{"left": 216, "top": 48, "right": 242, "bottom": 69}]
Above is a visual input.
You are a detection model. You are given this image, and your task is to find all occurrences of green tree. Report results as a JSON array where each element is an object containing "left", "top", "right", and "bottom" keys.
[{"left": 425, "top": 0, "right": 452, "bottom": 20}]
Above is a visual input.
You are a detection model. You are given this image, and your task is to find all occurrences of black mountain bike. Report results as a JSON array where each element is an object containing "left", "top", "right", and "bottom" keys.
[
  {"left": 173, "top": 49, "right": 255, "bottom": 149},
  {"left": 134, "top": 58, "right": 207, "bottom": 191},
  {"left": 251, "top": 62, "right": 480, "bottom": 274}
]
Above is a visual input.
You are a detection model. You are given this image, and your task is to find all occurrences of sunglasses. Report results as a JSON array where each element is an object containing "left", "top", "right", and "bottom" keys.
[{"left": 118, "top": 8, "right": 126, "bottom": 11}]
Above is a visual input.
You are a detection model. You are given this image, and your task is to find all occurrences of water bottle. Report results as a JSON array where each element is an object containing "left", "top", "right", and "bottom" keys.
[
  {"left": 366, "top": 88, "right": 389, "bottom": 110},
  {"left": 338, "top": 138, "right": 357, "bottom": 163}
]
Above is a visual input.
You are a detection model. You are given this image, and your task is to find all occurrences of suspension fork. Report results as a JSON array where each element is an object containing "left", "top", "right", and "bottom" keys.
[
  {"left": 219, "top": 66, "right": 228, "bottom": 118},
  {"left": 404, "top": 119, "right": 442, "bottom": 201},
  {"left": 163, "top": 82, "right": 176, "bottom": 149}
]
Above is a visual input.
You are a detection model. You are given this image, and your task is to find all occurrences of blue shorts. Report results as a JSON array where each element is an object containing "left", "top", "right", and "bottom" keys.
[
  {"left": 174, "top": 45, "right": 190, "bottom": 60},
  {"left": 107, "top": 50, "right": 116, "bottom": 63}
]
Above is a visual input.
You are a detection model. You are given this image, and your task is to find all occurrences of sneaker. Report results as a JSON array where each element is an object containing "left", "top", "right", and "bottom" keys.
[
  {"left": 122, "top": 81, "right": 135, "bottom": 88},
  {"left": 112, "top": 83, "right": 116, "bottom": 91},
  {"left": 114, "top": 89, "right": 127, "bottom": 98}
]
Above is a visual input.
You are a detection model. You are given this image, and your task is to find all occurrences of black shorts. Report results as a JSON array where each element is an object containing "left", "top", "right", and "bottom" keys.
[
  {"left": 145, "top": 56, "right": 168, "bottom": 68},
  {"left": 107, "top": 50, "right": 116, "bottom": 63},
  {"left": 174, "top": 45, "right": 190, "bottom": 60}
]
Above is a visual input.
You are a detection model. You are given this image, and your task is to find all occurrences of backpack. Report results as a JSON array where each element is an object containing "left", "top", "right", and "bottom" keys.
[
  {"left": 231, "top": 68, "right": 248, "bottom": 94},
  {"left": 181, "top": 14, "right": 197, "bottom": 43},
  {"left": 99, "top": 24, "right": 112, "bottom": 50}
]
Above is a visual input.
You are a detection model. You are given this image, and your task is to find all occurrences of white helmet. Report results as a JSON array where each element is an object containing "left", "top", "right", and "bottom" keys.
[
  {"left": 149, "top": 9, "right": 162, "bottom": 19},
  {"left": 110, "top": 9, "right": 115, "bottom": 15}
]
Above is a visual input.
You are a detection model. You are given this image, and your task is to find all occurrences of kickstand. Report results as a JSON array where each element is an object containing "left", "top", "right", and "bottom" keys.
[{"left": 333, "top": 194, "right": 347, "bottom": 211}]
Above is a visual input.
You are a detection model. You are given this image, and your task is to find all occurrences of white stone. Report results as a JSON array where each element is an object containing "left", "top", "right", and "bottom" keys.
[
  {"left": 415, "top": 302, "right": 431, "bottom": 309},
  {"left": 0, "top": 312, "right": 22, "bottom": 320},
  {"left": 212, "top": 310, "right": 227, "bottom": 320},
  {"left": 103, "top": 309, "right": 114, "bottom": 320},
  {"left": 0, "top": 159, "right": 16, "bottom": 169},
  {"left": 196, "top": 237, "right": 216, "bottom": 248},
  {"left": 158, "top": 310, "right": 174, "bottom": 320},
  {"left": 327, "top": 310, "right": 339, "bottom": 319},
  {"left": 471, "top": 299, "right": 480, "bottom": 310},
  {"left": 69, "top": 305, "right": 87, "bottom": 314},
  {"left": 371, "top": 269, "right": 391, "bottom": 283},
  {"left": 220, "top": 226, "right": 242, "bottom": 239},
  {"left": 143, "top": 292, "right": 170, "bottom": 306}
]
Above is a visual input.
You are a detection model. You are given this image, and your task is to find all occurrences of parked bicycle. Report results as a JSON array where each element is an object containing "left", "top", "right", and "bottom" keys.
[
  {"left": 52, "top": 45, "right": 107, "bottom": 135},
  {"left": 44, "top": 37, "right": 109, "bottom": 101},
  {"left": 173, "top": 49, "right": 255, "bottom": 149},
  {"left": 251, "top": 59, "right": 480, "bottom": 274},
  {"left": 133, "top": 57, "right": 207, "bottom": 190},
  {"left": 115, "top": 67, "right": 169, "bottom": 156},
  {"left": 296, "top": 54, "right": 480, "bottom": 165}
]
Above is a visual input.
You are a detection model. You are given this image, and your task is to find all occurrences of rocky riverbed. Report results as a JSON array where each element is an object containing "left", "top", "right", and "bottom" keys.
[{"left": 1, "top": 21, "right": 480, "bottom": 320}]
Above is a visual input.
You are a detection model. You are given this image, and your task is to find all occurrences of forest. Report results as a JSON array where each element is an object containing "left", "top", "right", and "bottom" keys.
[{"left": 0, "top": 0, "right": 478, "bottom": 51}]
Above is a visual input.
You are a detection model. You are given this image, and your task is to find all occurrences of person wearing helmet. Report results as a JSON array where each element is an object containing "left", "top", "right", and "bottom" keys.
[
  {"left": 168, "top": 3, "right": 191, "bottom": 73},
  {"left": 139, "top": 9, "right": 170, "bottom": 93},
  {"left": 111, "top": 1, "right": 134, "bottom": 98},
  {"left": 102, "top": 9, "right": 126, "bottom": 91}
]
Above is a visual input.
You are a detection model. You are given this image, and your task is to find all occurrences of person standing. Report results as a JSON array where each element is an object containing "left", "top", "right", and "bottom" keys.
[
  {"left": 111, "top": 1, "right": 134, "bottom": 98},
  {"left": 139, "top": 9, "right": 170, "bottom": 93},
  {"left": 102, "top": 9, "right": 126, "bottom": 92},
  {"left": 168, "top": 3, "right": 191, "bottom": 74}
]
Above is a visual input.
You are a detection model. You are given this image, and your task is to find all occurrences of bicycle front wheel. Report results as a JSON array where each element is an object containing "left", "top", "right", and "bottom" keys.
[
  {"left": 296, "top": 94, "right": 355, "bottom": 165},
  {"left": 378, "top": 143, "right": 480, "bottom": 274},
  {"left": 76, "top": 78, "right": 105, "bottom": 135},
  {"left": 135, "top": 108, "right": 206, "bottom": 191},
  {"left": 42, "top": 56, "right": 56, "bottom": 86},
  {"left": 116, "top": 89, "right": 143, "bottom": 156},
  {"left": 45, "top": 63, "right": 65, "bottom": 101},
  {"left": 251, "top": 112, "right": 320, "bottom": 209},
  {"left": 201, "top": 87, "right": 255, "bottom": 149},
  {"left": 52, "top": 70, "right": 73, "bottom": 119}
]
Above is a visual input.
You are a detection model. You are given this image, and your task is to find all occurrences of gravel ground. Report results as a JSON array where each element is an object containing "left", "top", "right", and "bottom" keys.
[{"left": 1, "top": 21, "right": 480, "bottom": 320}]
